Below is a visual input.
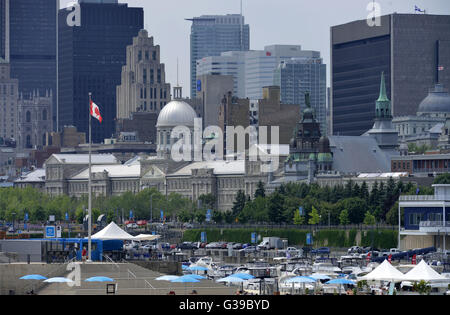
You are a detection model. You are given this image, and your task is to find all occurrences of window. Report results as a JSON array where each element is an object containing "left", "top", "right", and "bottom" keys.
[
  {"left": 26, "top": 111, "right": 31, "bottom": 123},
  {"left": 43, "top": 109, "right": 47, "bottom": 121}
]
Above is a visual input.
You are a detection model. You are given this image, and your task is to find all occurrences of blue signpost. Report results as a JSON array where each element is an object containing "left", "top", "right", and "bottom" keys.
[
  {"left": 129, "top": 210, "right": 134, "bottom": 220},
  {"left": 206, "top": 209, "right": 212, "bottom": 222},
  {"left": 251, "top": 232, "right": 257, "bottom": 244},
  {"left": 299, "top": 206, "right": 304, "bottom": 216},
  {"left": 201, "top": 231, "right": 207, "bottom": 243},
  {"left": 306, "top": 233, "right": 313, "bottom": 245},
  {"left": 160, "top": 210, "right": 164, "bottom": 222},
  {"left": 45, "top": 226, "right": 56, "bottom": 238}
]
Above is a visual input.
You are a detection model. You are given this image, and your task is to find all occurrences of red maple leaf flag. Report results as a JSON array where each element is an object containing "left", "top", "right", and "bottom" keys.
[{"left": 90, "top": 100, "right": 103, "bottom": 123}]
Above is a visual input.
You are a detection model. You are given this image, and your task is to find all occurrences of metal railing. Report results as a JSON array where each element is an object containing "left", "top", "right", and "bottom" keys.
[
  {"left": 399, "top": 195, "right": 442, "bottom": 201},
  {"left": 419, "top": 221, "right": 450, "bottom": 228}
]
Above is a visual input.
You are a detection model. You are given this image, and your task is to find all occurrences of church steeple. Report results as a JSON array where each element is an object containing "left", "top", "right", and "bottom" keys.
[{"left": 375, "top": 71, "right": 391, "bottom": 119}]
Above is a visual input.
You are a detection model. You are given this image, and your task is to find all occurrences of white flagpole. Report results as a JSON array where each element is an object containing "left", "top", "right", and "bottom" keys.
[{"left": 88, "top": 92, "right": 92, "bottom": 262}]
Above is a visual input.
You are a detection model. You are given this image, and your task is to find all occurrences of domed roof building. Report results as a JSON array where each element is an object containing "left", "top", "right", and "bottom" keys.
[
  {"left": 417, "top": 84, "right": 450, "bottom": 117},
  {"left": 393, "top": 83, "right": 450, "bottom": 150},
  {"left": 156, "top": 87, "right": 198, "bottom": 157}
]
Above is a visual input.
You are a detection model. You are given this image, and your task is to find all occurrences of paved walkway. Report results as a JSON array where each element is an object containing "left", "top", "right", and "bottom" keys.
[{"left": 37, "top": 262, "right": 234, "bottom": 295}]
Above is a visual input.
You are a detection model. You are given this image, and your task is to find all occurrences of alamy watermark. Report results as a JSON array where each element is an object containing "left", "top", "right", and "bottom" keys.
[
  {"left": 169, "top": 119, "right": 280, "bottom": 174},
  {"left": 65, "top": 1, "right": 81, "bottom": 27},
  {"left": 367, "top": 1, "right": 381, "bottom": 27}
]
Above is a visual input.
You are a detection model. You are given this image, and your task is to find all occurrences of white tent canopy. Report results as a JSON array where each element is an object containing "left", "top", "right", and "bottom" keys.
[
  {"left": 134, "top": 234, "right": 161, "bottom": 241},
  {"left": 359, "top": 260, "right": 405, "bottom": 282},
  {"left": 401, "top": 260, "right": 448, "bottom": 282},
  {"left": 91, "top": 222, "right": 136, "bottom": 240}
]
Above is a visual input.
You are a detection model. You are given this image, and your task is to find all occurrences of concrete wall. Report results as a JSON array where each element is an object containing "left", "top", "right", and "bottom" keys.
[
  {"left": 0, "top": 263, "right": 68, "bottom": 295},
  {"left": 131, "top": 261, "right": 181, "bottom": 276}
]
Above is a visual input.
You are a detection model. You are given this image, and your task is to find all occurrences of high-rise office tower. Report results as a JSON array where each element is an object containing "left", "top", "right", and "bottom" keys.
[
  {"left": 116, "top": 29, "right": 171, "bottom": 120},
  {"left": 245, "top": 45, "right": 315, "bottom": 100},
  {"left": 0, "top": 60, "right": 18, "bottom": 142},
  {"left": 187, "top": 14, "right": 249, "bottom": 98},
  {"left": 331, "top": 14, "right": 450, "bottom": 136},
  {"left": 59, "top": 0, "right": 143, "bottom": 143},
  {"left": 196, "top": 51, "right": 246, "bottom": 98},
  {"left": 274, "top": 53, "right": 327, "bottom": 135},
  {"left": 0, "top": 0, "right": 57, "bottom": 128}
]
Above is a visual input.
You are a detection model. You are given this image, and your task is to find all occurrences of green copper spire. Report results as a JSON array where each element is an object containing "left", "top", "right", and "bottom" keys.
[
  {"left": 378, "top": 71, "right": 389, "bottom": 102},
  {"left": 375, "top": 71, "right": 391, "bottom": 119}
]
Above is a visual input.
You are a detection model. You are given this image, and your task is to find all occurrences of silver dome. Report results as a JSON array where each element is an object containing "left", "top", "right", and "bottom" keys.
[
  {"left": 156, "top": 100, "right": 197, "bottom": 128},
  {"left": 417, "top": 84, "right": 450, "bottom": 115}
]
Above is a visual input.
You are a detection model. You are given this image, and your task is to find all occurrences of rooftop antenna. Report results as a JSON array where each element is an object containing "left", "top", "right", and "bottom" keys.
[{"left": 177, "top": 57, "right": 179, "bottom": 86}]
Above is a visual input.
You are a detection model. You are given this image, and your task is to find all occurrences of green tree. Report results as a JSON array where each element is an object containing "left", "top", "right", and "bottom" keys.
[
  {"left": 212, "top": 210, "right": 223, "bottom": 224},
  {"left": 194, "top": 210, "right": 206, "bottom": 224},
  {"left": 198, "top": 193, "right": 216, "bottom": 210},
  {"left": 339, "top": 209, "right": 350, "bottom": 226},
  {"left": 268, "top": 192, "right": 285, "bottom": 224},
  {"left": 232, "top": 190, "right": 247, "bottom": 217},
  {"left": 308, "top": 206, "right": 321, "bottom": 225},
  {"left": 254, "top": 181, "right": 266, "bottom": 198},
  {"left": 293, "top": 210, "right": 305, "bottom": 225},
  {"left": 363, "top": 211, "right": 376, "bottom": 225},
  {"left": 434, "top": 173, "right": 450, "bottom": 184}
]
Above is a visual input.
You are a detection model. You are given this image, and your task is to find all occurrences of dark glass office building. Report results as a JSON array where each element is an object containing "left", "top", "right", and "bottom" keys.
[
  {"left": 331, "top": 14, "right": 450, "bottom": 136},
  {"left": 59, "top": 1, "right": 143, "bottom": 143},
  {"left": 0, "top": 0, "right": 57, "bottom": 126}
]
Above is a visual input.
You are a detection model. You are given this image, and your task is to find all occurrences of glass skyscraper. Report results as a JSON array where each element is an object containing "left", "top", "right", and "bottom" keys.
[
  {"left": 58, "top": 1, "right": 143, "bottom": 143},
  {"left": 0, "top": 0, "right": 57, "bottom": 126},
  {"left": 187, "top": 14, "right": 249, "bottom": 99},
  {"left": 274, "top": 54, "right": 327, "bottom": 135}
]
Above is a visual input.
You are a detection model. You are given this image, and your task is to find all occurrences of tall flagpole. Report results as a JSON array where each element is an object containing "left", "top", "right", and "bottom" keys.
[{"left": 88, "top": 92, "right": 92, "bottom": 262}]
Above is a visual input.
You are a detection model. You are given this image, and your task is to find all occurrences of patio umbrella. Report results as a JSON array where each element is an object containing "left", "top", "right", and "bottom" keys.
[
  {"left": 20, "top": 275, "right": 48, "bottom": 295},
  {"left": 84, "top": 276, "right": 115, "bottom": 282},
  {"left": 187, "top": 266, "right": 209, "bottom": 271},
  {"left": 181, "top": 265, "right": 189, "bottom": 270},
  {"left": 171, "top": 275, "right": 200, "bottom": 295},
  {"left": 310, "top": 273, "right": 331, "bottom": 281},
  {"left": 325, "top": 278, "right": 356, "bottom": 295},
  {"left": 187, "top": 274, "right": 207, "bottom": 280},
  {"left": 20, "top": 275, "right": 48, "bottom": 280},
  {"left": 285, "top": 276, "right": 316, "bottom": 295},
  {"left": 156, "top": 275, "right": 179, "bottom": 281},
  {"left": 44, "top": 277, "right": 74, "bottom": 295}
]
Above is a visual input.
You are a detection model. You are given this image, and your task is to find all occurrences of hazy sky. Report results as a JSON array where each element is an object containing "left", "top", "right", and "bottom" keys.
[{"left": 60, "top": 0, "right": 450, "bottom": 97}]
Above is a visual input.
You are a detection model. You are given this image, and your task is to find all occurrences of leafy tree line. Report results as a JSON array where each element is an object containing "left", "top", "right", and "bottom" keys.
[
  {"left": 0, "top": 187, "right": 198, "bottom": 224},
  {"left": 0, "top": 174, "right": 445, "bottom": 227},
  {"left": 197, "top": 179, "right": 435, "bottom": 226}
]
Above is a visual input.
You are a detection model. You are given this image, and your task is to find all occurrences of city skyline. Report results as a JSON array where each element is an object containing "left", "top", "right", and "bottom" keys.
[{"left": 59, "top": 0, "right": 450, "bottom": 97}]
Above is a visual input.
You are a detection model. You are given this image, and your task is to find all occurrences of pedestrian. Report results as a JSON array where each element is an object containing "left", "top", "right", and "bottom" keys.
[{"left": 82, "top": 247, "right": 87, "bottom": 262}]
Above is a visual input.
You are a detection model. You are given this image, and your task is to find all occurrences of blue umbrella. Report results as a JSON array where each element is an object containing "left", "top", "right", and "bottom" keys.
[
  {"left": 20, "top": 275, "right": 48, "bottom": 280},
  {"left": 187, "top": 274, "right": 207, "bottom": 280},
  {"left": 181, "top": 265, "right": 189, "bottom": 270},
  {"left": 230, "top": 273, "right": 255, "bottom": 280},
  {"left": 84, "top": 276, "right": 115, "bottom": 282},
  {"left": 326, "top": 278, "right": 356, "bottom": 285},
  {"left": 187, "top": 266, "right": 209, "bottom": 271},
  {"left": 171, "top": 275, "right": 200, "bottom": 283},
  {"left": 310, "top": 273, "right": 331, "bottom": 281},
  {"left": 156, "top": 275, "right": 179, "bottom": 281}
]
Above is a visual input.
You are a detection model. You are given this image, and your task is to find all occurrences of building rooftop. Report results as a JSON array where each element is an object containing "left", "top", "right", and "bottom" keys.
[{"left": 14, "top": 169, "right": 46, "bottom": 183}]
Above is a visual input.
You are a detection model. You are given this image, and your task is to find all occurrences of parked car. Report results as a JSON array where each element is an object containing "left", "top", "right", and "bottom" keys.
[
  {"left": 311, "top": 247, "right": 330, "bottom": 255},
  {"left": 177, "top": 242, "right": 198, "bottom": 250},
  {"left": 232, "top": 243, "right": 243, "bottom": 250},
  {"left": 183, "top": 223, "right": 194, "bottom": 229},
  {"left": 240, "top": 246, "right": 260, "bottom": 252},
  {"left": 206, "top": 242, "right": 220, "bottom": 249},
  {"left": 347, "top": 246, "right": 363, "bottom": 254},
  {"left": 283, "top": 247, "right": 300, "bottom": 256},
  {"left": 126, "top": 223, "right": 138, "bottom": 229}
]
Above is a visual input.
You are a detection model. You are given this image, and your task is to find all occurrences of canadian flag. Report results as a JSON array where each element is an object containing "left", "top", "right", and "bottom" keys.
[{"left": 90, "top": 100, "right": 103, "bottom": 123}]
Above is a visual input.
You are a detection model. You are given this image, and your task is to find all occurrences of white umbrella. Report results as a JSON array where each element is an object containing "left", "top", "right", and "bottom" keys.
[
  {"left": 44, "top": 277, "right": 74, "bottom": 295},
  {"left": 217, "top": 276, "right": 245, "bottom": 295}
]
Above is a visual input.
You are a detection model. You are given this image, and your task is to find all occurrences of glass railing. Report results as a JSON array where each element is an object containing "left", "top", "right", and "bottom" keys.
[{"left": 399, "top": 195, "right": 440, "bottom": 201}]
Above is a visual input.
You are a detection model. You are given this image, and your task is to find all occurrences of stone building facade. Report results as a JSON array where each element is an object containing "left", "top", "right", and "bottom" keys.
[
  {"left": 0, "top": 60, "right": 18, "bottom": 142},
  {"left": 116, "top": 29, "right": 170, "bottom": 119},
  {"left": 17, "top": 89, "right": 52, "bottom": 149}
]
